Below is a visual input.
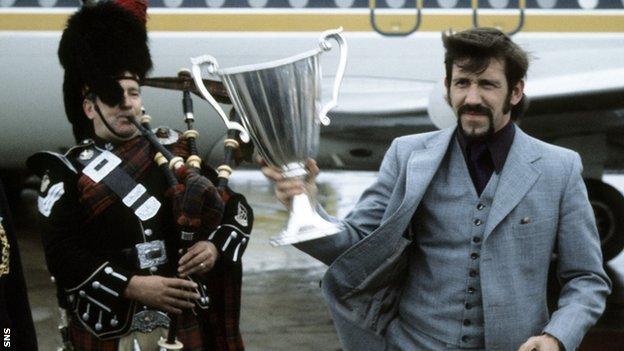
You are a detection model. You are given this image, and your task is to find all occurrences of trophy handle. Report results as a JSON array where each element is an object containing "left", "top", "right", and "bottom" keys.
[
  {"left": 190, "top": 55, "right": 250, "bottom": 143},
  {"left": 318, "top": 27, "right": 348, "bottom": 126}
]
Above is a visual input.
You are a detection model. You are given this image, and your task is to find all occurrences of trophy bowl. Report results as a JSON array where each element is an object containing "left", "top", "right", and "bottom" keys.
[{"left": 190, "top": 28, "right": 348, "bottom": 246}]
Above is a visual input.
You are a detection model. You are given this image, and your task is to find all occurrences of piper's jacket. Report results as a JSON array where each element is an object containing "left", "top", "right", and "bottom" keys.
[{"left": 27, "top": 133, "right": 251, "bottom": 347}]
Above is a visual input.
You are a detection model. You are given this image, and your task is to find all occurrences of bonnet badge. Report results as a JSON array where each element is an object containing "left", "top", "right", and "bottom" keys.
[{"left": 79, "top": 149, "right": 94, "bottom": 160}]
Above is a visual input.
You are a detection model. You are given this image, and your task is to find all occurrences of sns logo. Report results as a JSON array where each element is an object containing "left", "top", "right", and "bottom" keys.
[{"left": 3, "top": 328, "right": 9, "bottom": 347}]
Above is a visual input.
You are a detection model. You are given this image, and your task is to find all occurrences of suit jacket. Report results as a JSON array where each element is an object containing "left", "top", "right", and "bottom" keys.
[{"left": 297, "top": 126, "right": 611, "bottom": 351}]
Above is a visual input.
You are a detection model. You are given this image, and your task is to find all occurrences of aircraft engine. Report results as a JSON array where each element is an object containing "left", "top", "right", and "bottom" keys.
[
  {"left": 585, "top": 178, "right": 624, "bottom": 263},
  {"left": 427, "top": 80, "right": 456, "bottom": 130}
]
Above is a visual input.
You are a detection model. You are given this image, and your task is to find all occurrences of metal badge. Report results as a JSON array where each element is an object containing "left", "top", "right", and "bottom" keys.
[
  {"left": 79, "top": 148, "right": 95, "bottom": 161},
  {"left": 130, "top": 309, "right": 170, "bottom": 333},
  {"left": 135, "top": 240, "right": 167, "bottom": 269},
  {"left": 134, "top": 196, "right": 161, "bottom": 221},
  {"left": 122, "top": 184, "right": 147, "bottom": 208},
  {"left": 82, "top": 150, "right": 122, "bottom": 183}
]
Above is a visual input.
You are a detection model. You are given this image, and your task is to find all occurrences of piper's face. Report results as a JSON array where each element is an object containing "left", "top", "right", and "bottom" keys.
[
  {"left": 446, "top": 58, "right": 523, "bottom": 138},
  {"left": 84, "top": 76, "right": 142, "bottom": 142}
]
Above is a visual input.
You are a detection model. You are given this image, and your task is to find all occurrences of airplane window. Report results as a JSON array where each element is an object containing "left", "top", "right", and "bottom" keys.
[
  {"left": 437, "top": 0, "right": 459, "bottom": 8},
  {"left": 0, "top": 0, "right": 15, "bottom": 7},
  {"left": 248, "top": 0, "right": 268, "bottom": 8},
  {"left": 488, "top": 0, "right": 509, "bottom": 8},
  {"left": 536, "top": 0, "right": 557, "bottom": 8},
  {"left": 38, "top": 0, "right": 56, "bottom": 7},
  {"left": 289, "top": 0, "right": 308, "bottom": 8},
  {"left": 163, "top": 0, "right": 183, "bottom": 7},
  {"left": 386, "top": 0, "right": 406, "bottom": 9},
  {"left": 334, "top": 0, "right": 355, "bottom": 8},
  {"left": 206, "top": 0, "right": 226, "bottom": 7},
  {"left": 578, "top": 0, "right": 598, "bottom": 9}
]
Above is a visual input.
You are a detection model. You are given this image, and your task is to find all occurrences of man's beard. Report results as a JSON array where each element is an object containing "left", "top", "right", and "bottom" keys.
[
  {"left": 454, "top": 91, "right": 512, "bottom": 141},
  {"left": 456, "top": 103, "right": 495, "bottom": 141}
]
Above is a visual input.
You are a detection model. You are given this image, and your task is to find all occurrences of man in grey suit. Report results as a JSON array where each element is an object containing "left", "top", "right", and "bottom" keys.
[{"left": 262, "top": 28, "right": 611, "bottom": 351}]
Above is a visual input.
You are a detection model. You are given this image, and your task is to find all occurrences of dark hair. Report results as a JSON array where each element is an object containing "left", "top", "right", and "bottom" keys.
[{"left": 442, "top": 27, "right": 529, "bottom": 120}]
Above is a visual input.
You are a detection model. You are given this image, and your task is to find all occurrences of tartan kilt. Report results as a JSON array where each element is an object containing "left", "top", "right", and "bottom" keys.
[{"left": 68, "top": 310, "right": 204, "bottom": 351}]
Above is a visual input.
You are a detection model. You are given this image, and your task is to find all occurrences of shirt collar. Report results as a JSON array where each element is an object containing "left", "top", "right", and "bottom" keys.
[{"left": 456, "top": 121, "right": 516, "bottom": 174}]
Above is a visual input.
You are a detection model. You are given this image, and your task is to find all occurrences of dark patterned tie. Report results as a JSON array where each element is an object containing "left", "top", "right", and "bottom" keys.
[{"left": 468, "top": 142, "right": 494, "bottom": 196}]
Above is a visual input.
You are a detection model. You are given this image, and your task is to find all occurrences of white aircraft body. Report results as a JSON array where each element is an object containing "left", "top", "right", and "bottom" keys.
[{"left": 1, "top": 0, "right": 624, "bottom": 258}]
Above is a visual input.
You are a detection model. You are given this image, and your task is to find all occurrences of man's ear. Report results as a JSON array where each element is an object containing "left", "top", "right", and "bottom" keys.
[
  {"left": 510, "top": 79, "right": 524, "bottom": 106},
  {"left": 83, "top": 98, "right": 95, "bottom": 121}
]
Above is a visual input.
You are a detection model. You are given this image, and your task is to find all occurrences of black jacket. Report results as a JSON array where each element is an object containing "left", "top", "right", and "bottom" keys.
[{"left": 0, "top": 179, "right": 38, "bottom": 350}]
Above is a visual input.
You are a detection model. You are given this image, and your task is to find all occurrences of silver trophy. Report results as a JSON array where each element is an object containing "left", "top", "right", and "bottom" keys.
[{"left": 190, "top": 28, "right": 348, "bottom": 246}]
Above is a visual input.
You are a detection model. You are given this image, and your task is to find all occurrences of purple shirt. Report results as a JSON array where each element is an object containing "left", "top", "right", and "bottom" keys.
[{"left": 456, "top": 121, "right": 516, "bottom": 195}]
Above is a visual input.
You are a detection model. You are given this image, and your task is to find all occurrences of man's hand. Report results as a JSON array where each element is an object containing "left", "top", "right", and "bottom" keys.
[
  {"left": 259, "top": 158, "right": 319, "bottom": 211},
  {"left": 518, "top": 334, "right": 562, "bottom": 351},
  {"left": 123, "top": 275, "right": 200, "bottom": 314},
  {"left": 178, "top": 240, "right": 219, "bottom": 277}
]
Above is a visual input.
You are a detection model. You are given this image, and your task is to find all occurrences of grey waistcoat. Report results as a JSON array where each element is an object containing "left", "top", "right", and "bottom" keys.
[{"left": 387, "top": 139, "right": 500, "bottom": 350}]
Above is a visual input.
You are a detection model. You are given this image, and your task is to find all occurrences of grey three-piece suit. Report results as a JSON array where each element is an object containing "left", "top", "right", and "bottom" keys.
[{"left": 297, "top": 126, "right": 611, "bottom": 351}]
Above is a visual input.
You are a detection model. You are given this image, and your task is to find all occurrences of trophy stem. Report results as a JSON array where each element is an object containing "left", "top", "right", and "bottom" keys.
[{"left": 270, "top": 193, "right": 342, "bottom": 247}]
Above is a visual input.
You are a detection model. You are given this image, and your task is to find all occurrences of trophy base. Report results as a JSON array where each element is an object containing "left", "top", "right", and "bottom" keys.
[{"left": 270, "top": 193, "right": 342, "bottom": 247}]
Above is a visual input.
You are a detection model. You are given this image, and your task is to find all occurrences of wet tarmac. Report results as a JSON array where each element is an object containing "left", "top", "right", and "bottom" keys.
[{"left": 13, "top": 171, "right": 624, "bottom": 350}]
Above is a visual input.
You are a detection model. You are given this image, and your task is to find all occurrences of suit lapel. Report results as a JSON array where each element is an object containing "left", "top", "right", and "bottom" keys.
[
  {"left": 396, "top": 128, "right": 455, "bottom": 222},
  {"left": 483, "top": 128, "right": 542, "bottom": 241}
]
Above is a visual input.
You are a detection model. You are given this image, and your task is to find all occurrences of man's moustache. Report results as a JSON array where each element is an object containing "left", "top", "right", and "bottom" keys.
[{"left": 458, "top": 104, "right": 492, "bottom": 118}]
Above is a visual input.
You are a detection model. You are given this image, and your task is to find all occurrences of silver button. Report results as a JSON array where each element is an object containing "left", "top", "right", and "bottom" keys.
[
  {"left": 149, "top": 266, "right": 158, "bottom": 273},
  {"left": 144, "top": 229, "right": 153, "bottom": 236}
]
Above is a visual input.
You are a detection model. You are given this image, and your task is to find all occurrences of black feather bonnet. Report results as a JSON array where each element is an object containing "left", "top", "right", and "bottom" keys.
[{"left": 58, "top": 1, "right": 152, "bottom": 141}]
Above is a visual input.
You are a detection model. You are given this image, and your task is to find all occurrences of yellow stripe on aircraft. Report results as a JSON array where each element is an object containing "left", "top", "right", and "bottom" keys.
[{"left": 1, "top": 11, "right": 623, "bottom": 33}]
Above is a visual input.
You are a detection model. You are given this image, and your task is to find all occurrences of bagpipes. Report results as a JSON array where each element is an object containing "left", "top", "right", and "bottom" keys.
[{"left": 137, "top": 70, "right": 254, "bottom": 350}]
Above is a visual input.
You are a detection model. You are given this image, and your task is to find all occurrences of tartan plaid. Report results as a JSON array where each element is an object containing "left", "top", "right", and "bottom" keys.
[
  {"left": 176, "top": 167, "right": 224, "bottom": 233},
  {"left": 199, "top": 261, "right": 245, "bottom": 351},
  {"left": 68, "top": 311, "right": 205, "bottom": 350},
  {"left": 77, "top": 136, "right": 153, "bottom": 223},
  {"left": 74, "top": 134, "right": 245, "bottom": 350}
]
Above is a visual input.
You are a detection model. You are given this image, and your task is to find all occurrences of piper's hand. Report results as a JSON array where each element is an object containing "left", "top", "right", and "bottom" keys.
[
  {"left": 517, "top": 334, "right": 562, "bottom": 351},
  {"left": 178, "top": 240, "right": 219, "bottom": 277},
  {"left": 259, "top": 157, "right": 319, "bottom": 211},
  {"left": 123, "top": 275, "right": 200, "bottom": 315}
]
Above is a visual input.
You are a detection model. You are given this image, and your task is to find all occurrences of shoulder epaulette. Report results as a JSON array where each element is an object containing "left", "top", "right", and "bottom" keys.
[{"left": 27, "top": 140, "right": 99, "bottom": 177}]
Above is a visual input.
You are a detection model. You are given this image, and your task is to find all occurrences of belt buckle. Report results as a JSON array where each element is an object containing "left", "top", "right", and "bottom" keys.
[
  {"left": 130, "top": 309, "right": 170, "bottom": 333},
  {"left": 135, "top": 240, "right": 167, "bottom": 269}
]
